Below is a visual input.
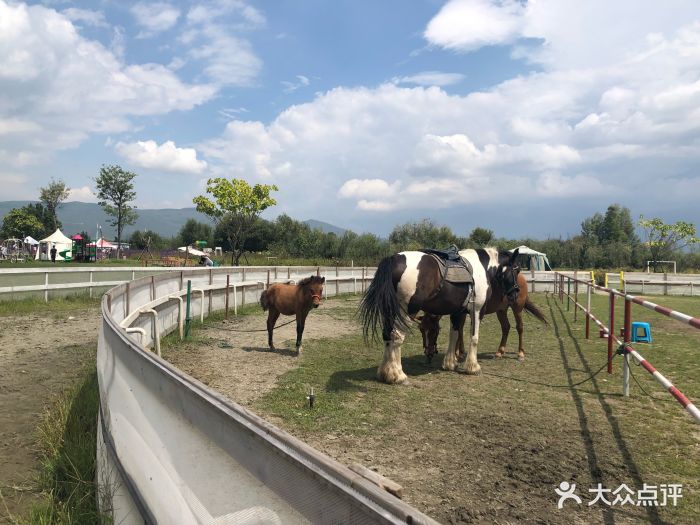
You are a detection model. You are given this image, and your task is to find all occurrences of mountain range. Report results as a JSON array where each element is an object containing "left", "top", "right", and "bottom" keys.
[{"left": 0, "top": 201, "right": 347, "bottom": 239}]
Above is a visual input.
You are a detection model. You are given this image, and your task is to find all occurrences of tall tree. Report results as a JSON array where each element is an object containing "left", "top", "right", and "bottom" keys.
[
  {"left": 39, "top": 179, "right": 70, "bottom": 232},
  {"left": 177, "top": 219, "right": 213, "bottom": 247},
  {"left": 0, "top": 208, "right": 46, "bottom": 240},
  {"left": 95, "top": 165, "right": 138, "bottom": 258},
  {"left": 468, "top": 227, "right": 495, "bottom": 247},
  {"left": 638, "top": 216, "right": 699, "bottom": 271},
  {"left": 389, "top": 219, "right": 458, "bottom": 250},
  {"left": 193, "top": 178, "right": 278, "bottom": 265}
]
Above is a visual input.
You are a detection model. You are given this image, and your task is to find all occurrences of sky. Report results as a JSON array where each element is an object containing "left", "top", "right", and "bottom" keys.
[{"left": 1, "top": 0, "right": 700, "bottom": 240}]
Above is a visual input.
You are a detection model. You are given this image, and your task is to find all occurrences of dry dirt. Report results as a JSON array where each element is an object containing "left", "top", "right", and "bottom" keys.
[{"left": 0, "top": 308, "right": 101, "bottom": 523}]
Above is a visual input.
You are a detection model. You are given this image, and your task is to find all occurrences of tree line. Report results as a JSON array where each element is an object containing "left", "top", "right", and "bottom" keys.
[{"left": 2, "top": 165, "right": 697, "bottom": 270}]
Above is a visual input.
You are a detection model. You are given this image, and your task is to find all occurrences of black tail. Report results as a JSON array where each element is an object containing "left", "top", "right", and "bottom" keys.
[
  {"left": 358, "top": 255, "right": 409, "bottom": 343},
  {"left": 524, "top": 298, "right": 548, "bottom": 325},
  {"left": 260, "top": 290, "right": 269, "bottom": 311}
]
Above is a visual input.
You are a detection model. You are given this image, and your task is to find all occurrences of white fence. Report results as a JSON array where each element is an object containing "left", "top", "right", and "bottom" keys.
[
  {"left": 0, "top": 265, "right": 376, "bottom": 302},
  {"left": 98, "top": 266, "right": 440, "bottom": 524},
  {"left": 605, "top": 271, "right": 700, "bottom": 296}
]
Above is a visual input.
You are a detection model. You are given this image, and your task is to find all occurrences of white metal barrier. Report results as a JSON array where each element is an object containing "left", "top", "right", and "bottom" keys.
[{"left": 98, "top": 267, "right": 440, "bottom": 524}]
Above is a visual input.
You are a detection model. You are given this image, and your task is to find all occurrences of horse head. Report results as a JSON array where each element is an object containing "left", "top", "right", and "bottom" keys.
[
  {"left": 497, "top": 248, "right": 521, "bottom": 302},
  {"left": 299, "top": 275, "right": 325, "bottom": 308}
]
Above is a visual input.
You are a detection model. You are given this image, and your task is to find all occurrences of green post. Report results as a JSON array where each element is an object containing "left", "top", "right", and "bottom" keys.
[{"left": 185, "top": 280, "right": 192, "bottom": 338}]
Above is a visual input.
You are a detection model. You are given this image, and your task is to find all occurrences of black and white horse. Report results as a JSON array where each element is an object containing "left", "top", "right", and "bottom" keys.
[{"left": 359, "top": 248, "right": 520, "bottom": 384}]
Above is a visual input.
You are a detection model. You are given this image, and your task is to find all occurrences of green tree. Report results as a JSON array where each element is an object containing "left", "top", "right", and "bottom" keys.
[
  {"left": 389, "top": 219, "right": 458, "bottom": 250},
  {"left": 95, "top": 165, "right": 138, "bottom": 258},
  {"left": 468, "top": 227, "right": 494, "bottom": 247},
  {"left": 0, "top": 208, "right": 46, "bottom": 239},
  {"left": 130, "top": 230, "right": 165, "bottom": 250},
  {"left": 39, "top": 179, "right": 70, "bottom": 232},
  {"left": 638, "top": 216, "right": 699, "bottom": 271},
  {"left": 178, "top": 219, "right": 213, "bottom": 247},
  {"left": 193, "top": 178, "right": 278, "bottom": 265}
]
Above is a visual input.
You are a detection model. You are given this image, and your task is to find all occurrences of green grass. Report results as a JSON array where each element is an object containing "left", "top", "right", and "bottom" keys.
[
  {"left": 22, "top": 362, "right": 101, "bottom": 524},
  {"left": 0, "top": 294, "right": 101, "bottom": 317},
  {"left": 249, "top": 293, "right": 700, "bottom": 524}
]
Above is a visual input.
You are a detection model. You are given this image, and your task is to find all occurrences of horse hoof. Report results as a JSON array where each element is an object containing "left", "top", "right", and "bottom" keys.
[
  {"left": 462, "top": 364, "right": 482, "bottom": 375},
  {"left": 518, "top": 354, "right": 525, "bottom": 362},
  {"left": 495, "top": 352, "right": 503, "bottom": 359},
  {"left": 296, "top": 346, "right": 303, "bottom": 355}
]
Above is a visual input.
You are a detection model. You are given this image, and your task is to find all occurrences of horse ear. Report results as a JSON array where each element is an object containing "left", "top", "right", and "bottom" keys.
[
  {"left": 321, "top": 277, "right": 325, "bottom": 283},
  {"left": 510, "top": 248, "right": 519, "bottom": 265}
]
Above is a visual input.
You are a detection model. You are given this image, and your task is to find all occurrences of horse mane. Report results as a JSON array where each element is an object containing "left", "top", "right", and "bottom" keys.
[{"left": 298, "top": 275, "right": 325, "bottom": 287}]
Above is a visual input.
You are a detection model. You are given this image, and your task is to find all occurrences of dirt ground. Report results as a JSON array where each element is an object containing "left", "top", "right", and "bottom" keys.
[
  {"left": 0, "top": 308, "right": 101, "bottom": 523},
  {"left": 165, "top": 297, "right": 696, "bottom": 525}
]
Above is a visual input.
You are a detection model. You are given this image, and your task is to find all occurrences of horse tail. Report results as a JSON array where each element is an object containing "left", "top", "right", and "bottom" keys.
[
  {"left": 523, "top": 298, "right": 548, "bottom": 325},
  {"left": 358, "top": 254, "right": 409, "bottom": 344},
  {"left": 260, "top": 290, "right": 270, "bottom": 311}
]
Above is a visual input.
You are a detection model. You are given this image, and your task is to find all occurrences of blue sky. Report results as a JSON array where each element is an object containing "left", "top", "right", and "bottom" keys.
[{"left": 2, "top": 0, "right": 700, "bottom": 239}]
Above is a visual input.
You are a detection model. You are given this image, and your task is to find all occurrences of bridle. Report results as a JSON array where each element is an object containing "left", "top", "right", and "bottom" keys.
[{"left": 500, "top": 265, "right": 520, "bottom": 298}]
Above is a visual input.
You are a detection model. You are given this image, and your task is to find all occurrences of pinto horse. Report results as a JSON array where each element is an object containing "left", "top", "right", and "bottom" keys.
[
  {"left": 418, "top": 271, "right": 548, "bottom": 363},
  {"left": 359, "top": 248, "right": 520, "bottom": 384},
  {"left": 260, "top": 275, "right": 325, "bottom": 354}
]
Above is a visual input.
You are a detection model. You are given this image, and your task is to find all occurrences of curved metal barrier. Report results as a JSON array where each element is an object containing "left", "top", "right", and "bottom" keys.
[{"left": 97, "top": 267, "right": 439, "bottom": 524}]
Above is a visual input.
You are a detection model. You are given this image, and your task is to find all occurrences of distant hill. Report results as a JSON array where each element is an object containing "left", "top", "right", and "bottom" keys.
[
  {"left": 0, "top": 201, "right": 349, "bottom": 239},
  {"left": 304, "top": 219, "right": 347, "bottom": 236},
  {"left": 0, "top": 201, "right": 211, "bottom": 239}
]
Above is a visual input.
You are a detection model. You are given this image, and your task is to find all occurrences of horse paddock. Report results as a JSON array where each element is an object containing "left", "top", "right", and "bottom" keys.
[{"left": 163, "top": 293, "right": 699, "bottom": 524}]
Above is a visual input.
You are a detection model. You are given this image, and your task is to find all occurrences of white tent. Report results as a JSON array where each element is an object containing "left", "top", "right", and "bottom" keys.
[
  {"left": 508, "top": 245, "right": 553, "bottom": 271},
  {"left": 88, "top": 238, "right": 116, "bottom": 249},
  {"left": 36, "top": 229, "right": 73, "bottom": 261},
  {"left": 24, "top": 235, "right": 39, "bottom": 245}
]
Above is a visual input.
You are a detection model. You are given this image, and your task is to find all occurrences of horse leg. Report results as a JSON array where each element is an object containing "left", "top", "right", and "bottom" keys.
[
  {"left": 495, "top": 309, "right": 510, "bottom": 358},
  {"left": 378, "top": 322, "right": 408, "bottom": 385},
  {"left": 462, "top": 309, "right": 481, "bottom": 375},
  {"left": 267, "top": 308, "right": 280, "bottom": 350},
  {"left": 514, "top": 307, "right": 525, "bottom": 361},
  {"left": 295, "top": 312, "right": 307, "bottom": 354},
  {"left": 442, "top": 312, "right": 464, "bottom": 371},
  {"left": 457, "top": 315, "right": 467, "bottom": 363}
]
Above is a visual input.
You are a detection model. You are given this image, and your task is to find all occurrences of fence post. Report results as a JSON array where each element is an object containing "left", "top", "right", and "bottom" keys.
[
  {"left": 225, "top": 274, "right": 230, "bottom": 319},
  {"left": 567, "top": 277, "right": 571, "bottom": 311},
  {"left": 664, "top": 272, "right": 668, "bottom": 295},
  {"left": 621, "top": 270, "right": 625, "bottom": 293},
  {"left": 208, "top": 269, "right": 213, "bottom": 315},
  {"left": 89, "top": 271, "right": 94, "bottom": 299},
  {"left": 44, "top": 271, "right": 49, "bottom": 302},
  {"left": 574, "top": 271, "right": 578, "bottom": 322},
  {"left": 623, "top": 298, "right": 631, "bottom": 396},
  {"left": 585, "top": 279, "right": 592, "bottom": 339},
  {"left": 362, "top": 267, "right": 366, "bottom": 292},
  {"left": 608, "top": 292, "right": 615, "bottom": 374},
  {"left": 335, "top": 266, "right": 339, "bottom": 296},
  {"left": 531, "top": 268, "right": 535, "bottom": 293}
]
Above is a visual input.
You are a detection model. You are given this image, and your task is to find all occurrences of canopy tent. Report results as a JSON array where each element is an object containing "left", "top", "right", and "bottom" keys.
[
  {"left": 178, "top": 246, "right": 207, "bottom": 257},
  {"left": 36, "top": 229, "right": 73, "bottom": 261},
  {"left": 23, "top": 235, "right": 39, "bottom": 246},
  {"left": 508, "top": 245, "right": 552, "bottom": 271},
  {"left": 88, "top": 238, "right": 116, "bottom": 249}
]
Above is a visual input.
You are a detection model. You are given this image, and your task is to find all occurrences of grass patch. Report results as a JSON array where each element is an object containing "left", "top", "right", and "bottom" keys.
[
  {"left": 252, "top": 293, "right": 700, "bottom": 524},
  {"left": 0, "top": 294, "right": 101, "bottom": 317},
  {"left": 20, "top": 362, "right": 100, "bottom": 524}
]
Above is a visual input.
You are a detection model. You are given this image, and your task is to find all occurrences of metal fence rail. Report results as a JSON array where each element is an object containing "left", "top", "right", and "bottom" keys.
[{"left": 97, "top": 266, "right": 441, "bottom": 524}]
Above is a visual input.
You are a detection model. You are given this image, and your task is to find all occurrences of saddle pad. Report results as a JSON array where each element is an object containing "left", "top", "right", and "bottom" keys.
[
  {"left": 427, "top": 252, "right": 474, "bottom": 285},
  {"left": 445, "top": 264, "right": 473, "bottom": 284}
]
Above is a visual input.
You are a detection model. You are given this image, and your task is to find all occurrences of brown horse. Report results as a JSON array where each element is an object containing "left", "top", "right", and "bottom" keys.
[
  {"left": 418, "top": 272, "right": 548, "bottom": 362},
  {"left": 260, "top": 275, "right": 325, "bottom": 354}
]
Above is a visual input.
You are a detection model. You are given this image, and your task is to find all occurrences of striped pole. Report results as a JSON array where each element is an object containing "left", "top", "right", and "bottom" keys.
[
  {"left": 611, "top": 290, "right": 700, "bottom": 330},
  {"left": 621, "top": 344, "right": 700, "bottom": 424}
]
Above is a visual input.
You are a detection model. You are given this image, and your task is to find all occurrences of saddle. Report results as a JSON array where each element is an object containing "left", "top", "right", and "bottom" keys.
[{"left": 420, "top": 245, "right": 474, "bottom": 285}]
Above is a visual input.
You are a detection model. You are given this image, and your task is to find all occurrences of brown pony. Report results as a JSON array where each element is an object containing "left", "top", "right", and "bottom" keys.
[
  {"left": 260, "top": 275, "right": 325, "bottom": 354},
  {"left": 419, "top": 272, "right": 548, "bottom": 362}
]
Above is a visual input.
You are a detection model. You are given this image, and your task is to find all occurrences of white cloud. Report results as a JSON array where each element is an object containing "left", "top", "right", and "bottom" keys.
[
  {"left": 67, "top": 185, "right": 97, "bottom": 202},
  {"left": 392, "top": 71, "right": 465, "bottom": 87},
  {"left": 62, "top": 8, "right": 108, "bottom": 28},
  {"left": 199, "top": 13, "right": 700, "bottom": 223},
  {"left": 424, "top": 0, "right": 525, "bottom": 52},
  {"left": 0, "top": 0, "right": 216, "bottom": 167},
  {"left": 282, "top": 75, "right": 310, "bottom": 93},
  {"left": 130, "top": 2, "right": 180, "bottom": 36},
  {"left": 115, "top": 140, "right": 208, "bottom": 174}
]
